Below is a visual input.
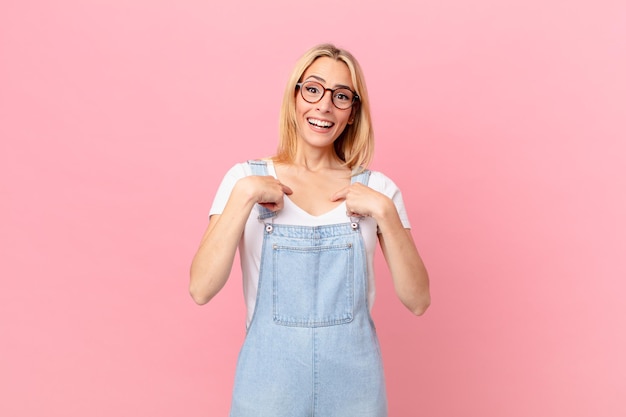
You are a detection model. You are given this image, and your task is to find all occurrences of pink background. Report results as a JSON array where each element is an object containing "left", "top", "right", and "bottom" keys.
[{"left": 2, "top": 0, "right": 625, "bottom": 416}]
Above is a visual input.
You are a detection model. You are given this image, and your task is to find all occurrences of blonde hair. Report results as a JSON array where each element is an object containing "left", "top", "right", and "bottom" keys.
[{"left": 274, "top": 43, "right": 374, "bottom": 170}]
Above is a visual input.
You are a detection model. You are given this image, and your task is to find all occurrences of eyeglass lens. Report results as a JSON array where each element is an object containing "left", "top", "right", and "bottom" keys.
[{"left": 299, "top": 81, "right": 355, "bottom": 109}]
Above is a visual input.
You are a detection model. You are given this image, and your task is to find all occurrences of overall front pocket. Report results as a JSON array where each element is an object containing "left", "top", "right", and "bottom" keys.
[{"left": 272, "top": 243, "right": 354, "bottom": 327}]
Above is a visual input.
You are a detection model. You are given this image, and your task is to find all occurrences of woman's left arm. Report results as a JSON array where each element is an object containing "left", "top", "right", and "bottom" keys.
[
  {"left": 332, "top": 183, "right": 430, "bottom": 315},
  {"left": 377, "top": 213, "right": 430, "bottom": 316}
]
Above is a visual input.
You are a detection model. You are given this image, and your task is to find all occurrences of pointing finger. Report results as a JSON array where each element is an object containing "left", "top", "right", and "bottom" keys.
[
  {"left": 280, "top": 183, "right": 293, "bottom": 195},
  {"left": 330, "top": 187, "right": 349, "bottom": 202}
]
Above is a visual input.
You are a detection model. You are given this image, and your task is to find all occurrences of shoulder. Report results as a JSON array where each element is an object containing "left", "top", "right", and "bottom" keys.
[
  {"left": 213, "top": 162, "right": 253, "bottom": 195},
  {"left": 366, "top": 170, "right": 402, "bottom": 195},
  {"left": 367, "top": 169, "right": 411, "bottom": 227},
  {"left": 223, "top": 161, "right": 252, "bottom": 179},
  {"left": 210, "top": 161, "right": 256, "bottom": 215},
  {"left": 221, "top": 159, "right": 272, "bottom": 182},
  {"left": 220, "top": 158, "right": 276, "bottom": 184}
]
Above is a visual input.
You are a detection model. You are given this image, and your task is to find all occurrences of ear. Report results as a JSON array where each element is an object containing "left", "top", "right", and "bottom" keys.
[{"left": 348, "top": 104, "right": 359, "bottom": 125}]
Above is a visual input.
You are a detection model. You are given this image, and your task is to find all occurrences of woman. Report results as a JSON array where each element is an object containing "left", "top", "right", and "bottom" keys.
[{"left": 190, "top": 43, "right": 430, "bottom": 417}]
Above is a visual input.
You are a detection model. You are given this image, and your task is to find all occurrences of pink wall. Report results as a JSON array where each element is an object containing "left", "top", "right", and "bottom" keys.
[{"left": 2, "top": 1, "right": 625, "bottom": 416}]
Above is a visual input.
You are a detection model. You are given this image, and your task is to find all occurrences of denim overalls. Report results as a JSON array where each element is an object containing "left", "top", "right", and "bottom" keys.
[{"left": 229, "top": 160, "right": 387, "bottom": 417}]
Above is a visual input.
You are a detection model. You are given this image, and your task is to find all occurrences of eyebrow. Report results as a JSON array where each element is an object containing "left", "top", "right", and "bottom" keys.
[{"left": 305, "top": 75, "right": 353, "bottom": 90}]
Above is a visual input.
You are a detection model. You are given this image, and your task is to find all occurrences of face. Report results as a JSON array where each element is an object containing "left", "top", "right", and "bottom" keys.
[{"left": 295, "top": 57, "right": 356, "bottom": 151}]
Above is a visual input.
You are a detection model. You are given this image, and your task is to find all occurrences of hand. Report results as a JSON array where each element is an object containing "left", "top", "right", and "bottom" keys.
[
  {"left": 330, "top": 183, "right": 389, "bottom": 219},
  {"left": 241, "top": 175, "right": 293, "bottom": 212}
]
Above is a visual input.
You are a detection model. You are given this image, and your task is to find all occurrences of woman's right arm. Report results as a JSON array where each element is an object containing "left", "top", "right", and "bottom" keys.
[{"left": 189, "top": 175, "right": 291, "bottom": 305}]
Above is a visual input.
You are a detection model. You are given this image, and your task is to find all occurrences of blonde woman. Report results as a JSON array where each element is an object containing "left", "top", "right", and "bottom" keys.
[{"left": 190, "top": 43, "right": 430, "bottom": 417}]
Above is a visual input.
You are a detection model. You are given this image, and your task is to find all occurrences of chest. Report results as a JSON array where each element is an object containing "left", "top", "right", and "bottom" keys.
[{"left": 277, "top": 170, "right": 350, "bottom": 217}]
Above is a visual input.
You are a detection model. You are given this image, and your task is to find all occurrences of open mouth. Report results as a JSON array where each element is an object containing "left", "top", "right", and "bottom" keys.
[{"left": 307, "top": 118, "right": 334, "bottom": 129}]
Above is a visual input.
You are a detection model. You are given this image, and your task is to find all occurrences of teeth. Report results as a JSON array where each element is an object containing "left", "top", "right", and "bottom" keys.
[{"left": 308, "top": 118, "right": 333, "bottom": 128}]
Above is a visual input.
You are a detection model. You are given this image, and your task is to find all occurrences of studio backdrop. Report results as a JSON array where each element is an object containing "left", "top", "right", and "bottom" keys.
[{"left": 1, "top": 1, "right": 625, "bottom": 416}]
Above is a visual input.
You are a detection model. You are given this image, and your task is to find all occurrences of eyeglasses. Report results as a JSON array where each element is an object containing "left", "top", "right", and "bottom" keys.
[{"left": 296, "top": 80, "right": 360, "bottom": 110}]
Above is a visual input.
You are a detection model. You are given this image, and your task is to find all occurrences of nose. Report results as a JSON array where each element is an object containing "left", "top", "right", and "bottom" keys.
[{"left": 316, "top": 89, "right": 334, "bottom": 111}]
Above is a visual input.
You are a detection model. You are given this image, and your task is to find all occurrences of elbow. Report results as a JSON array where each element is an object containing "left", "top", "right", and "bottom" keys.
[
  {"left": 406, "top": 293, "right": 431, "bottom": 316},
  {"left": 189, "top": 264, "right": 219, "bottom": 305},
  {"left": 411, "top": 297, "right": 431, "bottom": 316},
  {"left": 189, "top": 279, "right": 212, "bottom": 306},
  {"left": 190, "top": 289, "right": 210, "bottom": 305}
]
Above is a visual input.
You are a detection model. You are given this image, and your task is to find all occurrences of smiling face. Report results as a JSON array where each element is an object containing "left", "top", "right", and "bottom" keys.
[
  {"left": 294, "top": 57, "right": 355, "bottom": 153},
  {"left": 276, "top": 44, "right": 373, "bottom": 168}
]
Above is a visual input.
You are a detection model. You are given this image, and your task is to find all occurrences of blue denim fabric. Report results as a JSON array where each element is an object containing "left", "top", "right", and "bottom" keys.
[{"left": 229, "top": 161, "right": 387, "bottom": 417}]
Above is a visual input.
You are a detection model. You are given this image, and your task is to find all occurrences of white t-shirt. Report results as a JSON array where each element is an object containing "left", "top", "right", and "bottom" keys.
[{"left": 210, "top": 160, "right": 411, "bottom": 328}]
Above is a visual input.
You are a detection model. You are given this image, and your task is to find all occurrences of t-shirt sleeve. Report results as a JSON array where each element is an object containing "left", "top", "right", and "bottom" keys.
[
  {"left": 369, "top": 171, "right": 412, "bottom": 230},
  {"left": 209, "top": 162, "right": 251, "bottom": 217}
]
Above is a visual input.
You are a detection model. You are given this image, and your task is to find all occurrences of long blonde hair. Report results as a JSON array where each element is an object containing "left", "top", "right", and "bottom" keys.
[{"left": 274, "top": 43, "right": 374, "bottom": 170}]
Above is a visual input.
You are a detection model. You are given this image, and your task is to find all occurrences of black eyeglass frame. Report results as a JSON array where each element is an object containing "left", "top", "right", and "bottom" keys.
[{"left": 295, "top": 81, "right": 360, "bottom": 110}]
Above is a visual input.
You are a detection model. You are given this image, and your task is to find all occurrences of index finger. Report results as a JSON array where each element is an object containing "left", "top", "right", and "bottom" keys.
[
  {"left": 281, "top": 184, "right": 293, "bottom": 195},
  {"left": 330, "top": 186, "right": 350, "bottom": 202}
]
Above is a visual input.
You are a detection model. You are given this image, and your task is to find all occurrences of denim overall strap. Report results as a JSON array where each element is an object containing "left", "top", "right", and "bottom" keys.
[
  {"left": 247, "top": 160, "right": 277, "bottom": 220},
  {"left": 351, "top": 167, "right": 371, "bottom": 186},
  {"left": 348, "top": 168, "right": 371, "bottom": 228}
]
